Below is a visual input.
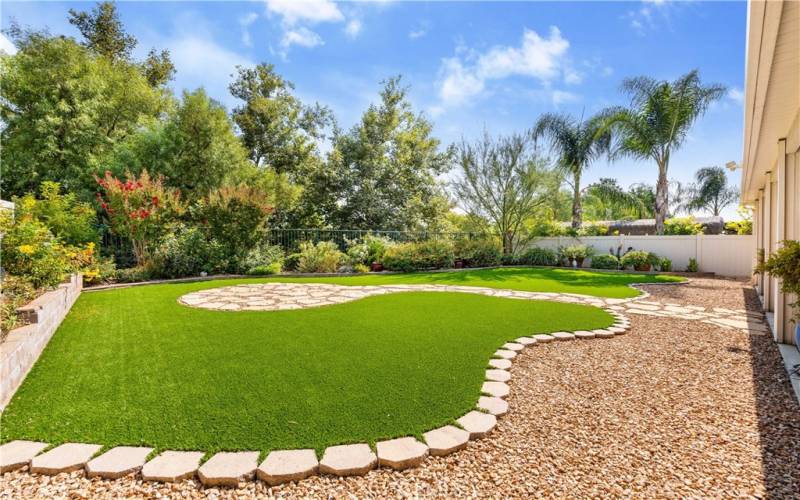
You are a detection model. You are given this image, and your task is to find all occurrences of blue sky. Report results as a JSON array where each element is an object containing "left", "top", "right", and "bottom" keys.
[{"left": 2, "top": 1, "right": 748, "bottom": 218}]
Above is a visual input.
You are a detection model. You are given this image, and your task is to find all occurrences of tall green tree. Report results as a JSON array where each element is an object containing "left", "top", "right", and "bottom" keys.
[
  {"left": 583, "top": 178, "right": 654, "bottom": 220},
  {"left": 68, "top": 1, "right": 136, "bottom": 61},
  {"left": 531, "top": 112, "right": 612, "bottom": 230},
  {"left": 229, "top": 63, "right": 332, "bottom": 176},
  {"left": 452, "top": 131, "right": 560, "bottom": 254},
  {"left": 324, "top": 76, "right": 452, "bottom": 230},
  {"left": 108, "top": 89, "right": 250, "bottom": 200},
  {"left": 0, "top": 31, "right": 168, "bottom": 200},
  {"left": 600, "top": 70, "right": 726, "bottom": 234},
  {"left": 686, "top": 166, "right": 739, "bottom": 216}
]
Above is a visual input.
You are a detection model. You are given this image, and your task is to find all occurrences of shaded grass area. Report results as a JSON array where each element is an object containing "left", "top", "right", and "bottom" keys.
[
  {"left": 0, "top": 280, "right": 612, "bottom": 453},
  {"left": 256, "top": 266, "right": 683, "bottom": 299}
]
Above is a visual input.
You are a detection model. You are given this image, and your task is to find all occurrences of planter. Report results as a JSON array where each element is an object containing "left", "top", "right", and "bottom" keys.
[
  {"left": 634, "top": 263, "right": 652, "bottom": 272},
  {"left": 575, "top": 257, "right": 585, "bottom": 268},
  {"left": 454, "top": 259, "right": 465, "bottom": 269},
  {"left": 370, "top": 262, "right": 383, "bottom": 272}
]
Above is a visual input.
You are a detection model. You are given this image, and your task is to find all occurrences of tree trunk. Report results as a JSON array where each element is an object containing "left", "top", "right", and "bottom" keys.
[
  {"left": 571, "top": 172, "right": 582, "bottom": 230},
  {"left": 654, "top": 160, "right": 669, "bottom": 235},
  {"left": 503, "top": 231, "right": 513, "bottom": 255}
]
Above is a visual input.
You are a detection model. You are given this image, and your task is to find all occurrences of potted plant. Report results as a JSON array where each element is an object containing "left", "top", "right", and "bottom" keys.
[
  {"left": 370, "top": 262, "right": 383, "bottom": 272},
  {"left": 756, "top": 240, "right": 800, "bottom": 339},
  {"left": 562, "top": 244, "right": 593, "bottom": 268},
  {"left": 620, "top": 250, "right": 653, "bottom": 272}
]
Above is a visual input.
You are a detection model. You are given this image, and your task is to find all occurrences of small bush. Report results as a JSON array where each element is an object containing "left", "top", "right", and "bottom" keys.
[
  {"left": 1, "top": 275, "right": 38, "bottom": 337},
  {"left": 620, "top": 250, "right": 653, "bottom": 270},
  {"left": 561, "top": 244, "right": 594, "bottom": 260},
  {"left": 664, "top": 216, "right": 703, "bottom": 235},
  {"left": 590, "top": 254, "right": 619, "bottom": 270},
  {"left": 687, "top": 257, "right": 699, "bottom": 273},
  {"left": 353, "top": 263, "right": 370, "bottom": 274},
  {"left": 454, "top": 239, "right": 502, "bottom": 268},
  {"left": 241, "top": 244, "right": 284, "bottom": 275},
  {"left": 346, "top": 234, "right": 394, "bottom": 266},
  {"left": 246, "top": 262, "right": 282, "bottom": 275},
  {"left": 500, "top": 253, "right": 518, "bottom": 266},
  {"left": 659, "top": 257, "right": 673, "bottom": 272},
  {"left": 296, "top": 241, "right": 345, "bottom": 273},
  {"left": 382, "top": 240, "right": 455, "bottom": 272},
  {"left": 113, "top": 266, "right": 155, "bottom": 283},
  {"left": 579, "top": 223, "right": 609, "bottom": 236},
  {"left": 516, "top": 247, "right": 558, "bottom": 266},
  {"left": 151, "top": 225, "right": 226, "bottom": 278},
  {"left": 0, "top": 212, "right": 72, "bottom": 289}
]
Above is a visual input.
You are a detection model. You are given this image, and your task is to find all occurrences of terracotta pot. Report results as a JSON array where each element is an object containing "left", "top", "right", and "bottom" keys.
[
  {"left": 370, "top": 262, "right": 383, "bottom": 272},
  {"left": 454, "top": 259, "right": 465, "bottom": 269},
  {"left": 634, "top": 263, "right": 652, "bottom": 272},
  {"left": 576, "top": 257, "right": 585, "bottom": 268}
]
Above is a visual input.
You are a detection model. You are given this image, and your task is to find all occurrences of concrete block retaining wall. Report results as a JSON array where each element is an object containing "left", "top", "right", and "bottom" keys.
[{"left": 1, "top": 274, "right": 82, "bottom": 411}]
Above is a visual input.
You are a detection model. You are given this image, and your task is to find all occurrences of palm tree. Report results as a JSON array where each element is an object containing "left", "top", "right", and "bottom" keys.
[
  {"left": 600, "top": 70, "right": 726, "bottom": 234},
  {"left": 531, "top": 112, "right": 612, "bottom": 229},
  {"left": 687, "top": 166, "right": 739, "bottom": 216}
]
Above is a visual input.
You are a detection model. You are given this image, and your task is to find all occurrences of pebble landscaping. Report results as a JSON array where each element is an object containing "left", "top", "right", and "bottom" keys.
[{"left": 0, "top": 278, "right": 783, "bottom": 496}]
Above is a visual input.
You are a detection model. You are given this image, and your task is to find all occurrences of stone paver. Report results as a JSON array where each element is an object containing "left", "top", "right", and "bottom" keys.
[
  {"left": 0, "top": 441, "right": 48, "bottom": 473},
  {"left": 595, "top": 329, "right": 616, "bottom": 338},
  {"left": 257, "top": 449, "right": 318, "bottom": 485},
  {"left": 477, "top": 396, "right": 509, "bottom": 416},
  {"left": 422, "top": 426, "right": 470, "bottom": 456},
  {"left": 502, "top": 342, "right": 525, "bottom": 351},
  {"left": 485, "top": 369, "right": 511, "bottom": 382},
  {"left": 515, "top": 336, "right": 537, "bottom": 345},
  {"left": 30, "top": 443, "right": 102, "bottom": 475},
  {"left": 86, "top": 446, "right": 153, "bottom": 479},
  {"left": 376, "top": 437, "right": 428, "bottom": 470},
  {"left": 493, "top": 349, "right": 517, "bottom": 359},
  {"left": 574, "top": 330, "right": 596, "bottom": 339},
  {"left": 457, "top": 411, "right": 497, "bottom": 439},
  {"left": 488, "top": 358, "right": 512, "bottom": 370},
  {"left": 532, "top": 334, "right": 555, "bottom": 343},
  {"left": 319, "top": 444, "right": 376, "bottom": 477},
  {"left": 551, "top": 331, "right": 575, "bottom": 341},
  {"left": 197, "top": 452, "right": 258, "bottom": 487},
  {"left": 141, "top": 451, "right": 204, "bottom": 482},
  {"left": 482, "top": 381, "right": 510, "bottom": 398}
]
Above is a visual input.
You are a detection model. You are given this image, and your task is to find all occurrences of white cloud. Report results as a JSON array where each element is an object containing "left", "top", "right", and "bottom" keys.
[
  {"left": 728, "top": 87, "right": 744, "bottom": 104},
  {"left": 0, "top": 33, "right": 17, "bottom": 55},
  {"left": 601, "top": 66, "right": 614, "bottom": 77},
  {"left": 264, "top": 0, "right": 343, "bottom": 26},
  {"left": 436, "top": 27, "right": 571, "bottom": 105},
  {"left": 282, "top": 27, "right": 324, "bottom": 48},
  {"left": 627, "top": 0, "right": 672, "bottom": 36},
  {"left": 239, "top": 12, "right": 259, "bottom": 47},
  {"left": 344, "top": 19, "right": 362, "bottom": 39},
  {"left": 564, "top": 67, "right": 583, "bottom": 85},
  {"left": 409, "top": 28, "right": 427, "bottom": 40},
  {"left": 551, "top": 90, "right": 579, "bottom": 106}
]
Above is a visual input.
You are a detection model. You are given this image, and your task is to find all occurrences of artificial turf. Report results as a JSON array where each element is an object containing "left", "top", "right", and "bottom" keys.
[
  {"left": 1, "top": 268, "right": 676, "bottom": 453},
  {"left": 255, "top": 266, "right": 684, "bottom": 298}
]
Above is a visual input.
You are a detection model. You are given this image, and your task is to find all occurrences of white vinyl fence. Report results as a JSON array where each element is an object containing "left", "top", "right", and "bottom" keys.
[{"left": 524, "top": 234, "right": 755, "bottom": 277}]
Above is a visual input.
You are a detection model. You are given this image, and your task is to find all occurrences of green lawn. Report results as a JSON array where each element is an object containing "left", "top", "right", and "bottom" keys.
[
  {"left": 256, "top": 266, "right": 683, "bottom": 298},
  {"left": 0, "top": 268, "right": 677, "bottom": 453}
]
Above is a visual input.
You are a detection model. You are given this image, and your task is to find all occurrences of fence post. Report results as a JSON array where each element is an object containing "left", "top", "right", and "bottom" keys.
[{"left": 695, "top": 233, "right": 703, "bottom": 271}]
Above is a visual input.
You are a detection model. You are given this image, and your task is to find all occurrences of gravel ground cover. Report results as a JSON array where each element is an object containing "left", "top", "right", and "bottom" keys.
[{"left": 2, "top": 278, "right": 798, "bottom": 498}]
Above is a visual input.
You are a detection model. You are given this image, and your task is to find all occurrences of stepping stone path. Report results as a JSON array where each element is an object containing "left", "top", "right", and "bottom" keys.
[
  {"left": 8, "top": 280, "right": 772, "bottom": 489},
  {"left": 319, "top": 444, "right": 376, "bottom": 477},
  {"left": 141, "top": 451, "right": 204, "bottom": 482},
  {"left": 198, "top": 452, "right": 258, "bottom": 487},
  {"left": 0, "top": 440, "right": 48, "bottom": 473},
  {"left": 257, "top": 449, "right": 318, "bottom": 485},
  {"left": 376, "top": 437, "right": 428, "bottom": 470},
  {"left": 30, "top": 443, "right": 102, "bottom": 475},
  {"left": 86, "top": 446, "right": 152, "bottom": 479}
]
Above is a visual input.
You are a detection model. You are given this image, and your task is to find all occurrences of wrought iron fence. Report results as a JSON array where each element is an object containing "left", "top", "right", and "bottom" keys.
[{"left": 266, "top": 228, "right": 480, "bottom": 252}]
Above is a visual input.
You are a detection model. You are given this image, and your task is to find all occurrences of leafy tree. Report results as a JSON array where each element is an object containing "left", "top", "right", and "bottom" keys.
[
  {"left": 583, "top": 178, "right": 654, "bottom": 220},
  {"left": 452, "top": 131, "right": 560, "bottom": 254},
  {"left": 531, "top": 112, "right": 612, "bottom": 229},
  {"left": 600, "top": 70, "right": 726, "bottom": 234},
  {"left": 14, "top": 182, "right": 98, "bottom": 246},
  {"left": 68, "top": 1, "right": 136, "bottom": 61},
  {"left": 108, "top": 89, "right": 250, "bottom": 200},
  {"left": 324, "top": 76, "right": 452, "bottom": 230},
  {"left": 141, "top": 48, "right": 175, "bottom": 87},
  {"left": 0, "top": 32, "right": 168, "bottom": 200},
  {"left": 229, "top": 63, "right": 332, "bottom": 176},
  {"left": 686, "top": 166, "right": 739, "bottom": 216}
]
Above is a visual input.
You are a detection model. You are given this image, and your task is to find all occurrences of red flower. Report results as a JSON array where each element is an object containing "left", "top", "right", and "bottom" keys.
[{"left": 151, "top": 196, "right": 159, "bottom": 207}]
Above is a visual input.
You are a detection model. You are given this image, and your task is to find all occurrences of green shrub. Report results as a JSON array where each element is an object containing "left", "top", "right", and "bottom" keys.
[
  {"left": 659, "top": 257, "right": 673, "bottom": 272},
  {"left": 500, "top": 253, "right": 518, "bottom": 266},
  {"left": 1, "top": 275, "right": 38, "bottom": 337},
  {"left": 241, "top": 244, "right": 284, "bottom": 275},
  {"left": 590, "top": 254, "right": 619, "bottom": 270},
  {"left": 579, "top": 223, "right": 609, "bottom": 236},
  {"left": 620, "top": 250, "right": 653, "bottom": 270},
  {"left": 756, "top": 240, "right": 800, "bottom": 320},
  {"left": 296, "top": 241, "right": 345, "bottom": 273},
  {"left": 664, "top": 216, "right": 703, "bottom": 235},
  {"left": 725, "top": 220, "right": 753, "bottom": 235},
  {"left": 246, "top": 262, "right": 283, "bottom": 275},
  {"left": 0, "top": 212, "right": 72, "bottom": 289},
  {"left": 561, "top": 244, "right": 594, "bottom": 260},
  {"left": 353, "top": 263, "right": 370, "bottom": 274},
  {"left": 112, "top": 266, "right": 155, "bottom": 283},
  {"left": 151, "top": 224, "right": 226, "bottom": 278},
  {"left": 15, "top": 181, "right": 98, "bottom": 247},
  {"left": 454, "top": 239, "right": 502, "bottom": 268},
  {"left": 284, "top": 252, "right": 301, "bottom": 272},
  {"left": 516, "top": 247, "right": 558, "bottom": 266},
  {"left": 687, "top": 257, "right": 699, "bottom": 272},
  {"left": 382, "top": 240, "right": 455, "bottom": 272},
  {"left": 346, "top": 234, "right": 394, "bottom": 266}
]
